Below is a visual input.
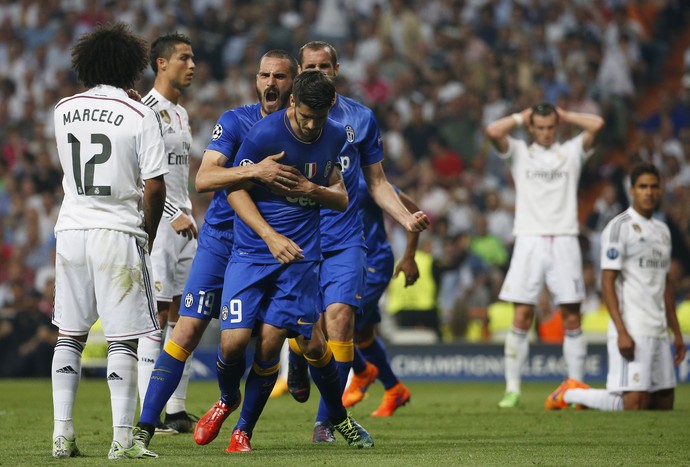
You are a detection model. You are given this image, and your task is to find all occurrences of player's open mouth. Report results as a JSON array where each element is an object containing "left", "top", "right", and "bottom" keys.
[{"left": 265, "top": 89, "right": 278, "bottom": 103}]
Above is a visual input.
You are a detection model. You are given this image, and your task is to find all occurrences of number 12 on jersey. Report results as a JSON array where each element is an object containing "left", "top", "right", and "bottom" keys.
[{"left": 68, "top": 132, "right": 112, "bottom": 196}]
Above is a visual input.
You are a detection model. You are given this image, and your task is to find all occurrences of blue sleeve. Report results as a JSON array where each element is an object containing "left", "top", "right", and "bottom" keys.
[
  {"left": 207, "top": 111, "right": 241, "bottom": 167},
  {"left": 358, "top": 109, "right": 384, "bottom": 167}
]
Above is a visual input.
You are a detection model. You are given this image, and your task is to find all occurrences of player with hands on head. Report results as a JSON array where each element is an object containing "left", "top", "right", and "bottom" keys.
[{"left": 485, "top": 101, "right": 604, "bottom": 409}]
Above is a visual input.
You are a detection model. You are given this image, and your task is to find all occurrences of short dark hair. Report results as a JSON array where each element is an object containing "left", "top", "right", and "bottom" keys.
[
  {"left": 71, "top": 22, "right": 148, "bottom": 89},
  {"left": 298, "top": 41, "right": 338, "bottom": 67},
  {"left": 262, "top": 49, "right": 298, "bottom": 79},
  {"left": 530, "top": 101, "right": 559, "bottom": 125},
  {"left": 630, "top": 162, "right": 660, "bottom": 186},
  {"left": 292, "top": 70, "right": 335, "bottom": 110},
  {"left": 150, "top": 33, "right": 192, "bottom": 73}
]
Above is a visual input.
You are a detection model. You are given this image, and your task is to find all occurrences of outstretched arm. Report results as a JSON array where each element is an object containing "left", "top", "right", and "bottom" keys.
[
  {"left": 196, "top": 150, "right": 302, "bottom": 194},
  {"left": 556, "top": 107, "right": 605, "bottom": 151},
  {"left": 362, "top": 161, "right": 429, "bottom": 232},
  {"left": 227, "top": 189, "right": 304, "bottom": 264}
]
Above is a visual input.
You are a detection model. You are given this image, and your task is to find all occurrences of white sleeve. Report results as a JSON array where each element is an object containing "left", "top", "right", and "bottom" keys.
[
  {"left": 497, "top": 136, "right": 518, "bottom": 160},
  {"left": 600, "top": 220, "right": 624, "bottom": 271},
  {"left": 138, "top": 109, "right": 168, "bottom": 180}
]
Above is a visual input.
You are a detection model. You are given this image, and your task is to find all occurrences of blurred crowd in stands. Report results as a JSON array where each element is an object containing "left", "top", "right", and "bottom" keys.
[{"left": 2, "top": 0, "right": 690, "bottom": 376}]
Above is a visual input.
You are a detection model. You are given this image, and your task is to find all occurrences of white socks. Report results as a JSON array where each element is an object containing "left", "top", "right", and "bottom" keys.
[
  {"left": 137, "top": 329, "right": 163, "bottom": 413},
  {"left": 107, "top": 341, "right": 138, "bottom": 446},
  {"left": 563, "top": 328, "right": 587, "bottom": 381},
  {"left": 52, "top": 337, "right": 85, "bottom": 440},
  {"left": 505, "top": 328, "right": 529, "bottom": 393},
  {"left": 564, "top": 388, "right": 623, "bottom": 411}
]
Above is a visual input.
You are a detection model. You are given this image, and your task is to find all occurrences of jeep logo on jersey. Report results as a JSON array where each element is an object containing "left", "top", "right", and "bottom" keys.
[
  {"left": 184, "top": 293, "right": 194, "bottom": 308},
  {"left": 159, "top": 109, "right": 171, "bottom": 124},
  {"left": 304, "top": 162, "right": 317, "bottom": 179},
  {"left": 212, "top": 123, "right": 223, "bottom": 141},
  {"left": 345, "top": 125, "right": 355, "bottom": 142}
]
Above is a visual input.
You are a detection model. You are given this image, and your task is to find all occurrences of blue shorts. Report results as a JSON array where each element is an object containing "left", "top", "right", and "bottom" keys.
[
  {"left": 320, "top": 246, "right": 367, "bottom": 312},
  {"left": 355, "top": 253, "right": 394, "bottom": 331},
  {"left": 179, "top": 223, "right": 234, "bottom": 321},
  {"left": 220, "top": 260, "right": 321, "bottom": 339}
]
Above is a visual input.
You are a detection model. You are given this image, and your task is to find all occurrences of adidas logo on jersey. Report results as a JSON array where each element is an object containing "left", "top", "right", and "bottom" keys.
[
  {"left": 56, "top": 366, "right": 78, "bottom": 374},
  {"left": 166, "top": 127, "right": 175, "bottom": 134},
  {"left": 107, "top": 372, "right": 123, "bottom": 381}
]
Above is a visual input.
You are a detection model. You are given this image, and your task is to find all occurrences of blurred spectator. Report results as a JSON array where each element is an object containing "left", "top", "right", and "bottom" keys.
[
  {"left": 0, "top": 0, "right": 689, "bottom": 351},
  {"left": 428, "top": 134, "right": 464, "bottom": 183}
]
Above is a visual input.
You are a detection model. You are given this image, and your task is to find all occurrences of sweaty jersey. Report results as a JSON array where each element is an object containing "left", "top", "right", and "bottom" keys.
[
  {"left": 600, "top": 207, "right": 672, "bottom": 338},
  {"left": 204, "top": 103, "right": 264, "bottom": 230},
  {"left": 54, "top": 85, "right": 168, "bottom": 241},
  {"left": 358, "top": 173, "right": 395, "bottom": 274},
  {"left": 320, "top": 93, "right": 384, "bottom": 252},
  {"left": 232, "top": 108, "right": 346, "bottom": 263},
  {"left": 142, "top": 88, "right": 192, "bottom": 219},
  {"left": 500, "top": 134, "right": 589, "bottom": 236}
]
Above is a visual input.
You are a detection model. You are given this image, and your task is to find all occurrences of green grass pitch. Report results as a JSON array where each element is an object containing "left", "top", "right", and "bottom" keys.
[{"left": 1, "top": 379, "right": 688, "bottom": 466}]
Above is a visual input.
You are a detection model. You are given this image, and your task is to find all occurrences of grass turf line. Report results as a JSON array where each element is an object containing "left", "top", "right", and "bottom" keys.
[{"left": 2, "top": 379, "right": 689, "bottom": 466}]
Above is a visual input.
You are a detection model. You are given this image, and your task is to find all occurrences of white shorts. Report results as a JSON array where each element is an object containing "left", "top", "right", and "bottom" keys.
[
  {"left": 150, "top": 218, "right": 197, "bottom": 302},
  {"left": 499, "top": 235, "right": 584, "bottom": 305},
  {"left": 53, "top": 229, "right": 159, "bottom": 341},
  {"left": 606, "top": 323, "right": 676, "bottom": 393}
]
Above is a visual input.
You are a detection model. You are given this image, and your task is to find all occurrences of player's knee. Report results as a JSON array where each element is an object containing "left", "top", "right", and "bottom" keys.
[
  {"left": 623, "top": 393, "right": 650, "bottom": 410},
  {"left": 170, "top": 317, "right": 206, "bottom": 349},
  {"left": 325, "top": 306, "right": 355, "bottom": 340}
]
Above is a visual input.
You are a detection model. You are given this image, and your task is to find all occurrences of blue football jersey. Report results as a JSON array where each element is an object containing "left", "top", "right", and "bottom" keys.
[
  {"left": 320, "top": 94, "right": 384, "bottom": 253},
  {"left": 202, "top": 103, "right": 263, "bottom": 230},
  {"left": 231, "top": 109, "right": 347, "bottom": 263},
  {"left": 358, "top": 173, "right": 395, "bottom": 273}
]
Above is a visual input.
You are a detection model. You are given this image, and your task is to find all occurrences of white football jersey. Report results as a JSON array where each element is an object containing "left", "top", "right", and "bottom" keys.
[
  {"left": 54, "top": 85, "right": 168, "bottom": 240},
  {"left": 500, "top": 134, "right": 589, "bottom": 236},
  {"left": 142, "top": 88, "right": 193, "bottom": 219},
  {"left": 600, "top": 207, "right": 672, "bottom": 338}
]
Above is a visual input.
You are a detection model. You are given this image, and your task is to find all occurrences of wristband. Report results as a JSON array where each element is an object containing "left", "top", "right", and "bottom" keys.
[{"left": 511, "top": 113, "right": 524, "bottom": 126}]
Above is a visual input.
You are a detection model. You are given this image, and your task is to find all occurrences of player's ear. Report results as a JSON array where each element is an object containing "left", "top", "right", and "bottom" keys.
[
  {"left": 157, "top": 57, "right": 167, "bottom": 71},
  {"left": 290, "top": 94, "right": 295, "bottom": 107}
]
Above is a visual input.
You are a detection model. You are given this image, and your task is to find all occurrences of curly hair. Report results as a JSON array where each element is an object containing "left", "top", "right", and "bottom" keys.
[{"left": 71, "top": 22, "right": 149, "bottom": 89}]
